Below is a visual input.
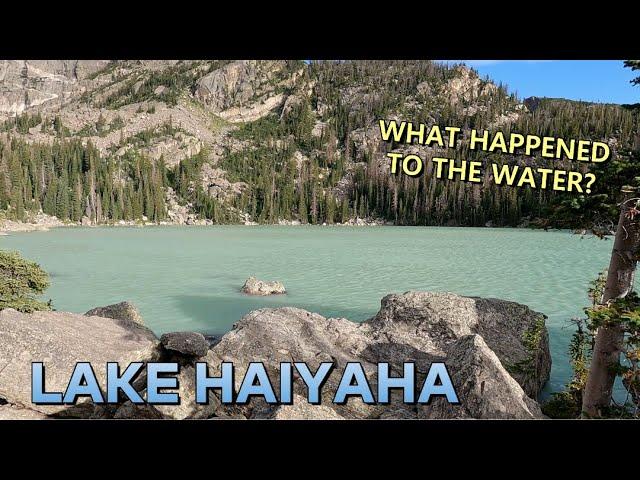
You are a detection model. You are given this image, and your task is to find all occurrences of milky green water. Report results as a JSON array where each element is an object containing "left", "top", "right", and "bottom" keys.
[{"left": 1, "top": 226, "right": 614, "bottom": 396}]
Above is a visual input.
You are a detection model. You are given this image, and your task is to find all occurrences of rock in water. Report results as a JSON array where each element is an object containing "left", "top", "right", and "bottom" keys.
[
  {"left": 0, "top": 308, "right": 160, "bottom": 417},
  {"left": 160, "top": 332, "right": 209, "bottom": 357},
  {"left": 85, "top": 301, "right": 145, "bottom": 326},
  {"left": 241, "top": 276, "right": 286, "bottom": 296}
]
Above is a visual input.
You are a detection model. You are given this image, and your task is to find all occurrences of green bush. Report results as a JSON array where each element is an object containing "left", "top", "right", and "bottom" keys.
[
  {"left": 542, "top": 391, "right": 582, "bottom": 419},
  {"left": 0, "top": 250, "right": 51, "bottom": 313}
]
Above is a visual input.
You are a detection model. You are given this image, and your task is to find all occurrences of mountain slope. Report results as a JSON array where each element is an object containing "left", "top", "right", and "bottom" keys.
[{"left": 1, "top": 60, "right": 638, "bottom": 228}]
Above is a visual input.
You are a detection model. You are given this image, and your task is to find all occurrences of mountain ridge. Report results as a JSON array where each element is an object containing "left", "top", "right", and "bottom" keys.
[{"left": 1, "top": 60, "right": 637, "bottom": 229}]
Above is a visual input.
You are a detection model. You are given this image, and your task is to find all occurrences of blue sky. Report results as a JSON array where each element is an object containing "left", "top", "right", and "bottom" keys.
[{"left": 439, "top": 60, "right": 638, "bottom": 105}]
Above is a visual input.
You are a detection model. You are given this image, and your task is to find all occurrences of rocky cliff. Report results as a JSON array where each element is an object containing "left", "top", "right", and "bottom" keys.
[
  {"left": 0, "top": 60, "right": 108, "bottom": 117},
  {"left": 195, "top": 60, "right": 302, "bottom": 122},
  {"left": 0, "top": 291, "right": 550, "bottom": 419}
]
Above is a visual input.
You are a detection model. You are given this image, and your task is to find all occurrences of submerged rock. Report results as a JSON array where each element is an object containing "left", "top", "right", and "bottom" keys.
[
  {"left": 160, "top": 332, "right": 209, "bottom": 357},
  {"left": 85, "top": 301, "right": 145, "bottom": 326},
  {"left": 241, "top": 276, "right": 286, "bottom": 296}
]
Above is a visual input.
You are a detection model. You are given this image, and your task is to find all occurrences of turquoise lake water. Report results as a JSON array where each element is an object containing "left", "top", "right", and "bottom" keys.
[{"left": 1, "top": 226, "right": 615, "bottom": 396}]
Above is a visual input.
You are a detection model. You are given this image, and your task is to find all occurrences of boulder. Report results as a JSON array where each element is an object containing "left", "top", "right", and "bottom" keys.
[
  {"left": 85, "top": 301, "right": 145, "bottom": 326},
  {"left": 160, "top": 332, "right": 209, "bottom": 358},
  {"left": 421, "top": 335, "right": 544, "bottom": 419},
  {"left": 0, "top": 308, "right": 160, "bottom": 416},
  {"left": 368, "top": 292, "right": 551, "bottom": 398},
  {"left": 208, "top": 307, "right": 375, "bottom": 419},
  {"left": 207, "top": 291, "right": 551, "bottom": 419},
  {"left": 241, "top": 276, "right": 286, "bottom": 296}
]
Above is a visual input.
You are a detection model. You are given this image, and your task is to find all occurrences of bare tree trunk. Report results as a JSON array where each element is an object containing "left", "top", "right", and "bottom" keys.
[{"left": 582, "top": 187, "right": 640, "bottom": 417}]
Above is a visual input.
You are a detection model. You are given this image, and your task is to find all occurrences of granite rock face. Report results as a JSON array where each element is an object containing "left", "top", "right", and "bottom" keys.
[
  {"left": 0, "top": 60, "right": 108, "bottom": 117},
  {"left": 368, "top": 292, "right": 551, "bottom": 398},
  {"left": 206, "top": 291, "right": 550, "bottom": 419},
  {"left": 423, "top": 335, "right": 544, "bottom": 419},
  {"left": 195, "top": 60, "right": 282, "bottom": 111},
  {"left": 0, "top": 308, "right": 159, "bottom": 417},
  {"left": 241, "top": 276, "right": 286, "bottom": 296}
]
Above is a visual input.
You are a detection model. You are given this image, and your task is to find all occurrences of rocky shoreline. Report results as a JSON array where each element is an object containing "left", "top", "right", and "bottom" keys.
[
  {"left": 0, "top": 215, "right": 548, "bottom": 236},
  {"left": 0, "top": 291, "right": 551, "bottom": 420},
  {"left": 0, "top": 214, "right": 393, "bottom": 235},
  {"left": 0, "top": 212, "right": 68, "bottom": 234}
]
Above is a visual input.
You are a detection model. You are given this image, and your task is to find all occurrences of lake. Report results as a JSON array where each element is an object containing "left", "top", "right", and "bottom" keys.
[{"left": 1, "top": 225, "right": 614, "bottom": 396}]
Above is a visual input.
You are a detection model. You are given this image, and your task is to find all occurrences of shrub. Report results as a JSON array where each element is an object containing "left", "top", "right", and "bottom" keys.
[{"left": 0, "top": 250, "right": 51, "bottom": 313}]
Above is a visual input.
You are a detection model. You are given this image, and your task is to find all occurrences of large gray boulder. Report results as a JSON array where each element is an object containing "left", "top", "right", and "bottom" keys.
[
  {"left": 209, "top": 307, "right": 375, "bottom": 419},
  {"left": 0, "top": 308, "right": 160, "bottom": 417},
  {"left": 368, "top": 292, "right": 551, "bottom": 398},
  {"left": 422, "top": 335, "right": 544, "bottom": 419},
  {"left": 85, "top": 301, "right": 145, "bottom": 326},
  {"left": 207, "top": 291, "right": 550, "bottom": 419}
]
